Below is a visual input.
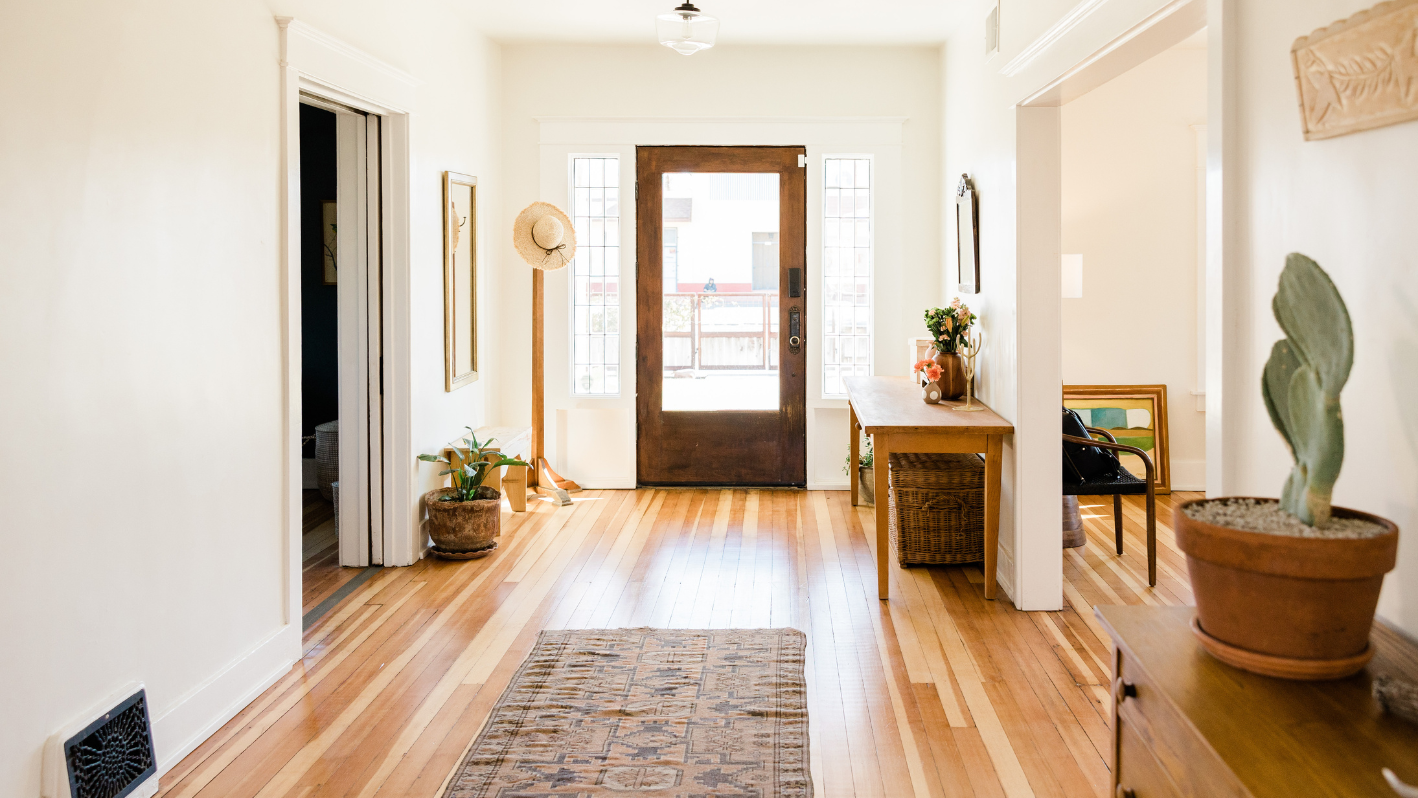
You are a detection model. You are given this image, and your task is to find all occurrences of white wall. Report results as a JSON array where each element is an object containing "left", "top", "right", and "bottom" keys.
[
  {"left": 1061, "top": 43, "right": 1208, "bottom": 489},
  {"left": 1213, "top": 0, "right": 1418, "bottom": 635},
  {"left": 498, "top": 44, "right": 942, "bottom": 490},
  {"left": 0, "top": 2, "right": 501, "bottom": 793}
]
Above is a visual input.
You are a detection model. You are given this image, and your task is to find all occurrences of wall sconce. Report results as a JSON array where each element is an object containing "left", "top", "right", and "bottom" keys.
[{"left": 1062, "top": 253, "right": 1083, "bottom": 298}]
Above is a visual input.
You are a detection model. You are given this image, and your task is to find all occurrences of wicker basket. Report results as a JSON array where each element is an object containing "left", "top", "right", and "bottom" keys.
[
  {"left": 888, "top": 452, "right": 985, "bottom": 566},
  {"left": 315, "top": 420, "right": 339, "bottom": 501}
]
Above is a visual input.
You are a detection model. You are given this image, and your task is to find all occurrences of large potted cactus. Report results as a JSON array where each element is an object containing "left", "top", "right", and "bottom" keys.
[{"left": 1175, "top": 254, "right": 1398, "bottom": 680}]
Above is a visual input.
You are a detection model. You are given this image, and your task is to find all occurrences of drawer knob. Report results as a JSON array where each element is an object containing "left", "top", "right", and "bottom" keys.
[
  {"left": 1115, "top": 787, "right": 1136, "bottom": 798},
  {"left": 1113, "top": 678, "right": 1137, "bottom": 704}
]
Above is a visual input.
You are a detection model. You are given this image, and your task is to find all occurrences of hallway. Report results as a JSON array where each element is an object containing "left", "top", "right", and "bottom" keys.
[{"left": 158, "top": 490, "right": 1195, "bottom": 798}]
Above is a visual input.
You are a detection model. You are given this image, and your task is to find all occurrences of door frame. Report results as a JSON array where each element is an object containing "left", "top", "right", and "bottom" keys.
[
  {"left": 635, "top": 146, "right": 808, "bottom": 486},
  {"left": 277, "top": 17, "right": 417, "bottom": 649},
  {"left": 1003, "top": 0, "right": 1207, "bottom": 608}
]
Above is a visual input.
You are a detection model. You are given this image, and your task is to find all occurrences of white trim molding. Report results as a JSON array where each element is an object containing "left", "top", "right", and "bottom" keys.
[{"left": 1000, "top": 0, "right": 1110, "bottom": 76}]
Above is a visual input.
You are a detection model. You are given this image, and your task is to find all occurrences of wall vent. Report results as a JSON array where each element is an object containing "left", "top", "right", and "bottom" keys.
[
  {"left": 43, "top": 683, "right": 158, "bottom": 798},
  {"left": 985, "top": 3, "right": 1000, "bottom": 58}
]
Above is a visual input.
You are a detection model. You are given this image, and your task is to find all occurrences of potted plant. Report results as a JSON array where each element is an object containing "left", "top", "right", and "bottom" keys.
[
  {"left": 924, "top": 298, "right": 977, "bottom": 400},
  {"left": 844, "top": 438, "right": 875, "bottom": 504},
  {"left": 418, "top": 428, "right": 529, "bottom": 560},
  {"left": 1175, "top": 254, "right": 1398, "bottom": 680}
]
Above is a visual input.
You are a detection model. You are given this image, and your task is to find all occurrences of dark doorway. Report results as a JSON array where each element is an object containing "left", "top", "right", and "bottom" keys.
[{"left": 635, "top": 146, "right": 807, "bottom": 486}]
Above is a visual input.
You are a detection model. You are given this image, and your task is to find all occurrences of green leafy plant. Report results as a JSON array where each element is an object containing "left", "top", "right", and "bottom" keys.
[
  {"left": 924, "top": 298, "right": 977, "bottom": 354},
  {"left": 418, "top": 427, "right": 530, "bottom": 503},
  {"left": 1262, "top": 253, "right": 1352, "bottom": 526},
  {"left": 843, "top": 438, "right": 874, "bottom": 475}
]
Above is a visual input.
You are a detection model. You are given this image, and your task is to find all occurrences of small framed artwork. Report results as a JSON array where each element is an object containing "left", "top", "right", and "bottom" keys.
[
  {"left": 444, "top": 171, "right": 478, "bottom": 391},
  {"left": 956, "top": 174, "right": 980, "bottom": 294},
  {"left": 321, "top": 201, "right": 337, "bottom": 285},
  {"left": 1063, "top": 384, "right": 1171, "bottom": 494}
]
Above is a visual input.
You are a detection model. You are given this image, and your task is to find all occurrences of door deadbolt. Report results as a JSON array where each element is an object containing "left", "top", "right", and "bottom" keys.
[{"left": 788, "top": 307, "right": 801, "bottom": 353}]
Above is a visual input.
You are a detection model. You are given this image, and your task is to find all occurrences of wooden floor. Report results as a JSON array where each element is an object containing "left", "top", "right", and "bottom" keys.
[
  {"left": 159, "top": 489, "right": 1197, "bottom": 798},
  {"left": 303, "top": 490, "right": 363, "bottom": 616}
]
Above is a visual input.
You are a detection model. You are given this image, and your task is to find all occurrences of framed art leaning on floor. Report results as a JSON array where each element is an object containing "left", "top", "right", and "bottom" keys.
[{"left": 1063, "top": 384, "right": 1171, "bottom": 494}]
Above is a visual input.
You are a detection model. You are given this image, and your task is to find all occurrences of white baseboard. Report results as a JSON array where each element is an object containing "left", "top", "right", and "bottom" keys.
[
  {"left": 574, "top": 479, "right": 636, "bottom": 489},
  {"left": 152, "top": 624, "right": 299, "bottom": 776},
  {"left": 1170, "top": 459, "right": 1206, "bottom": 492},
  {"left": 807, "top": 481, "right": 851, "bottom": 491}
]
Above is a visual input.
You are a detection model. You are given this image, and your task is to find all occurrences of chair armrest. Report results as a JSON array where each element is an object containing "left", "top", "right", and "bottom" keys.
[
  {"left": 1084, "top": 426, "right": 1118, "bottom": 444},
  {"left": 1062, "top": 433, "right": 1156, "bottom": 485}
]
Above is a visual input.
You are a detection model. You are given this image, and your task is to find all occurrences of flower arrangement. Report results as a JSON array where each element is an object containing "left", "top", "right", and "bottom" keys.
[
  {"left": 913, "top": 360, "right": 944, "bottom": 383},
  {"left": 924, "top": 298, "right": 977, "bottom": 355}
]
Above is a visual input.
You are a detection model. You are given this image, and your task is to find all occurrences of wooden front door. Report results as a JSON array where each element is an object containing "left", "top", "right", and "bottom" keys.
[{"left": 636, "top": 146, "right": 807, "bottom": 485}]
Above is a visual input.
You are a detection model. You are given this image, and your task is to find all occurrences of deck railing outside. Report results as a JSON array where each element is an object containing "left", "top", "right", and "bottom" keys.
[{"left": 663, "top": 291, "right": 780, "bottom": 372}]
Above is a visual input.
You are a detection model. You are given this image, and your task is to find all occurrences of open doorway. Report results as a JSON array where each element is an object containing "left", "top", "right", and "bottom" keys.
[
  {"left": 297, "top": 97, "right": 384, "bottom": 628},
  {"left": 1057, "top": 29, "right": 1208, "bottom": 591}
]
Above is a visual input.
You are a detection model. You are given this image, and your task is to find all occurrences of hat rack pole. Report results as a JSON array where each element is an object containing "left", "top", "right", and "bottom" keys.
[{"left": 530, "top": 266, "right": 580, "bottom": 504}]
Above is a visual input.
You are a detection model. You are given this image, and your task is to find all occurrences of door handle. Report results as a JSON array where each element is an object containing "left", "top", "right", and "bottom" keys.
[{"left": 789, "top": 307, "right": 801, "bottom": 352}]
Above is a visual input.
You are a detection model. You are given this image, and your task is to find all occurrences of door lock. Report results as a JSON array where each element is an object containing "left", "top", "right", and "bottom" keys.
[{"left": 789, "top": 307, "right": 801, "bottom": 353}]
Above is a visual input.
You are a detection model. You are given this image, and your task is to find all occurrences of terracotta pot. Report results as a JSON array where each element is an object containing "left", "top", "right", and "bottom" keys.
[
  {"left": 1174, "top": 498, "right": 1398, "bottom": 679},
  {"left": 424, "top": 486, "right": 501, "bottom": 557},
  {"left": 930, "top": 348, "right": 967, "bottom": 400}
]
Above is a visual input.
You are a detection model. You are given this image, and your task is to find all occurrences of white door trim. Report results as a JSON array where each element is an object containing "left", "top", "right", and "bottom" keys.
[
  {"left": 1005, "top": 0, "right": 1206, "bottom": 609},
  {"left": 276, "top": 16, "right": 418, "bottom": 653}
]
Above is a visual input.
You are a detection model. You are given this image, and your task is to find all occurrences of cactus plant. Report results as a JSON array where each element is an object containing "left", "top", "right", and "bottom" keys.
[{"left": 1261, "top": 253, "right": 1353, "bottom": 526}]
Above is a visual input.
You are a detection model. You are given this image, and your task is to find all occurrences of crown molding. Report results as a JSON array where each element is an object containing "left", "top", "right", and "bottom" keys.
[
  {"left": 276, "top": 16, "right": 422, "bottom": 95},
  {"left": 999, "top": 0, "right": 1109, "bottom": 77}
]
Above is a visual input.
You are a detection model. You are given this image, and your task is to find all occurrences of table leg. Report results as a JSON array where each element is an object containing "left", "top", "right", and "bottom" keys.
[
  {"left": 874, "top": 433, "right": 891, "bottom": 600},
  {"left": 984, "top": 434, "right": 1003, "bottom": 600},
  {"left": 849, "top": 403, "right": 860, "bottom": 506}
]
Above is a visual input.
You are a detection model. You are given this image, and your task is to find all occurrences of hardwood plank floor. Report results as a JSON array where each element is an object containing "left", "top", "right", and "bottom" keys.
[
  {"left": 303, "top": 490, "right": 364, "bottom": 615},
  {"left": 159, "top": 489, "right": 1198, "bottom": 798}
]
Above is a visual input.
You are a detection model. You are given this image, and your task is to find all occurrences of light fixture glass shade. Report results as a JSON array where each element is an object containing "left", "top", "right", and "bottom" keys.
[{"left": 657, "top": 3, "right": 718, "bottom": 55}]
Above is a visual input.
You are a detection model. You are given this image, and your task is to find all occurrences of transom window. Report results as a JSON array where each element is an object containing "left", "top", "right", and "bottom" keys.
[
  {"left": 570, "top": 156, "right": 620, "bottom": 396},
  {"left": 822, "top": 157, "right": 872, "bottom": 397}
]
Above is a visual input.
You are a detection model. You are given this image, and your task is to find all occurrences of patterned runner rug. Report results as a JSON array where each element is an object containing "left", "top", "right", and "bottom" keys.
[{"left": 441, "top": 627, "right": 811, "bottom": 797}]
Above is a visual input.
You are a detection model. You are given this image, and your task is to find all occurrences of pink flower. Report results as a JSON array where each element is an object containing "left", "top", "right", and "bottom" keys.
[
  {"left": 912, "top": 359, "right": 933, "bottom": 374},
  {"left": 924, "top": 364, "right": 944, "bottom": 382}
]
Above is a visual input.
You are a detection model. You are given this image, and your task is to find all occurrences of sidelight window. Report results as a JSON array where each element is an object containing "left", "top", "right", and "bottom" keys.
[
  {"left": 822, "top": 157, "right": 872, "bottom": 397},
  {"left": 570, "top": 156, "right": 621, "bottom": 395}
]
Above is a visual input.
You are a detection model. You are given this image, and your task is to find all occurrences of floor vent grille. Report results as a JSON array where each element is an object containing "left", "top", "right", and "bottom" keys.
[{"left": 44, "top": 685, "right": 157, "bottom": 798}]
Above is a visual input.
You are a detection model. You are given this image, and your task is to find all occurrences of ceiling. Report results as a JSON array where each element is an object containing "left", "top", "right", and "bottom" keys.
[{"left": 469, "top": 0, "right": 955, "bottom": 46}]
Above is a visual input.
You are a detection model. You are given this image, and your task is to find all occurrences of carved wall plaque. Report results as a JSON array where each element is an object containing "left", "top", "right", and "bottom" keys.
[{"left": 1291, "top": 0, "right": 1418, "bottom": 140}]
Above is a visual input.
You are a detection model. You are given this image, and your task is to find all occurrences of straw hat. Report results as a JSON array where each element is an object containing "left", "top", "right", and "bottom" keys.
[{"left": 512, "top": 202, "right": 576, "bottom": 271}]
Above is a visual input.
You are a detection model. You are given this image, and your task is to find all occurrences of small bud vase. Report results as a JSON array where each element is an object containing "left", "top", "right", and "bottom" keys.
[{"left": 922, "top": 380, "right": 943, "bottom": 404}]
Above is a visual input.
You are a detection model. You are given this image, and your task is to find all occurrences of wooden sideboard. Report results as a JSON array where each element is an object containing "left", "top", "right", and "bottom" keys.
[{"left": 1097, "top": 605, "right": 1418, "bottom": 798}]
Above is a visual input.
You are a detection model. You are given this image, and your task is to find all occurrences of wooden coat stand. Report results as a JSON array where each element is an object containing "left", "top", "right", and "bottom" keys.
[{"left": 530, "top": 269, "right": 580, "bottom": 505}]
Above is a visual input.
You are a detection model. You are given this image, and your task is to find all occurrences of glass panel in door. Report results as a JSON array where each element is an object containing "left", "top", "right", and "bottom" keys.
[{"left": 660, "top": 172, "right": 780, "bottom": 411}]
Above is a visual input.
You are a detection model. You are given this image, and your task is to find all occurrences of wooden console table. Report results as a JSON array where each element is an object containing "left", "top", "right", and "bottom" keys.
[
  {"left": 845, "top": 376, "right": 1014, "bottom": 600},
  {"left": 1098, "top": 605, "right": 1418, "bottom": 797}
]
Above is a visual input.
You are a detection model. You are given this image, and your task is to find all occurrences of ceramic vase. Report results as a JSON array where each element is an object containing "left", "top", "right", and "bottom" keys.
[
  {"left": 922, "top": 381, "right": 942, "bottom": 404},
  {"left": 930, "top": 348, "right": 968, "bottom": 400}
]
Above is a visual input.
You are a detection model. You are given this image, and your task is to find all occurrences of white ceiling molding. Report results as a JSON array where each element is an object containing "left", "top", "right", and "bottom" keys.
[
  {"left": 277, "top": 17, "right": 422, "bottom": 113},
  {"left": 999, "top": 0, "right": 1109, "bottom": 77}
]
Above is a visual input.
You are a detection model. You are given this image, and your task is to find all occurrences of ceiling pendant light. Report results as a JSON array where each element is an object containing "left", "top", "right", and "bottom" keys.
[{"left": 657, "top": 2, "right": 718, "bottom": 56}]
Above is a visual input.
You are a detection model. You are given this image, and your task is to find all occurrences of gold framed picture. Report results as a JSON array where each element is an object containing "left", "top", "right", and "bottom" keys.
[
  {"left": 444, "top": 171, "right": 478, "bottom": 391},
  {"left": 1063, "top": 384, "right": 1171, "bottom": 494}
]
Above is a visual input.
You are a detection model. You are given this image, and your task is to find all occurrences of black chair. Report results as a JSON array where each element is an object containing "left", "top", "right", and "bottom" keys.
[{"left": 1062, "top": 409, "right": 1157, "bottom": 586}]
